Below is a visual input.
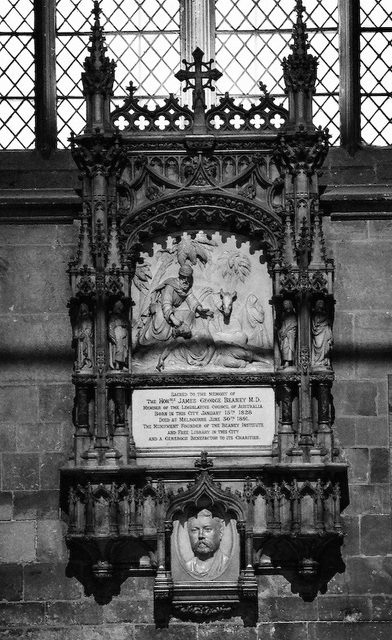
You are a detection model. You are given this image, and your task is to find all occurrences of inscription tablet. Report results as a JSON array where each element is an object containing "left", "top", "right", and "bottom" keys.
[{"left": 133, "top": 386, "right": 275, "bottom": 455}]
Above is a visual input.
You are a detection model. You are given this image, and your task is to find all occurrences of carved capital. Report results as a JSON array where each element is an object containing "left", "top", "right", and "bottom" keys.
[
  {"left": 71, "top": 132, "right": 127, "bottom": 179},
  {"left": 274, "top": 127, "right": 329, "bottom": 177}
]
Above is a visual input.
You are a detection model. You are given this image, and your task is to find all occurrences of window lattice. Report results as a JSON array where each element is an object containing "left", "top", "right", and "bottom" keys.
[
  {"left": 0, "top": 0, "right": 35, "bottom": 149},
  {"left": 215, "top": 0, "right": 340, "bottom": 143},
  {"left": 1, "top": 1, "right": 391, "bottom": 150},
  {"left": 56, "top": 0, "right": 180, "bottom": 147},
  {"left": 360, "top": 0, "right": 392, "bottom": 146}
]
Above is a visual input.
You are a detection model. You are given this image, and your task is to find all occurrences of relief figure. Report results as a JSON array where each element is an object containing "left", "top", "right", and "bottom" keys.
[
  {"left": 162, "top": 289, "right": 269, "bottom": 370},
  {"left": 239, "top": 294, "right": 265, "bottom": 348},
  {"left": 208, "top": 290, "right": 268, "bottom": 368},
  {"left": 311, "top": 299, "right": 333, "bottom": 369},
  {"left": 138, "top": 264, "right": 212, "bottom": 347},
  {"left": 156, "top": 322, "right": 195, "bottom": 371}
]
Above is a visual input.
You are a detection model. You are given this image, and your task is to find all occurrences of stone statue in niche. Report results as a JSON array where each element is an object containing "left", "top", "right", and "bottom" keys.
[
  {"left": 171, "top": 506, "right": 239, "bottom": 582},
  {"left": 278, "top": 299, "right": 298, "bottom": 369},
  {"left": 311, "top": 299, "right": 333, "bottom": 370},
  {"left": 131, "top": 231, "right": 274, "bottom": 373},
  {"left": 73, "top": 302, "right": 93, "bottom": 371},
  {"left": 108, "top": 300, "right": 129, "bottom": 370}
]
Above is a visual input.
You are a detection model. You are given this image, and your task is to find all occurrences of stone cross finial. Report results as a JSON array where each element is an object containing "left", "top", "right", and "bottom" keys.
[
  {"left": 176, "top": 48, "right": 222, "bottom": 104},
  {"left": 175, "top": 48, "right": 222, "bottom": 133}
]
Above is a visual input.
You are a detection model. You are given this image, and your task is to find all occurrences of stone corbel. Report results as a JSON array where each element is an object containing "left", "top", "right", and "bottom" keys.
[{"left": 252, "top": 468, "right": 347, "bottom": 601}]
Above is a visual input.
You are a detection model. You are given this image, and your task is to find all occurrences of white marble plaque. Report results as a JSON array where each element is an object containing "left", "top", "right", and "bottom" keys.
[{"left": 133, "top": 387, "right": 275, "bottom": 452}]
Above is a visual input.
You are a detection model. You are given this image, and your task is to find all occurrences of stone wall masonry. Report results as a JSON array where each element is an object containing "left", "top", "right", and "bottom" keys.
[
  {"left": 323, "top": 217, "right": 392, "bottom": 636},
  {"left": 320, "top": 147, "right": 392, "bottom": 187},
  {"left": 0, "top": 596, "right": 392, "bottom": 638}
]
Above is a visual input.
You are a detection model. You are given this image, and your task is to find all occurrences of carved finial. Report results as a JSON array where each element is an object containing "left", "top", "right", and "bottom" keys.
[
  {"left": 298, "top": 215, "right": 312, "bottom": 266},
  {"left": 106, "top": 217, "right": 121, "bottom": 267},
  {"left": 283, "top": 1, "right": 317, "bottom": 94},
  {"left": 309, "top": 213, "right": 327, "bottom": 268},
  {"left": 282, "top": 212, "right": 298, "bottom": 268},
  {"left": 77, "top": 217, "right": 93, "bottom": 268},
  {"left": 84, "top": 0, "right": 113, "bottom": 78},
  {"left": 281, "top": 1, "right": 318, "bottom": 130},
  {"left": 126, "top": 81, "right": 138, "bottom": 98},
  {"left": 294, "top": 0, "right": 307, "bottom": 57},
  {"left": 195, "top": 451, "right": 213, "bottom": 471},
  {"left": 81, "top": 0, "right": 116, "bottom": 132},
  {"left": 92, "top": 0, "right": 101, "bottom": 24},
  {"left": 258, "top": 81, "right": 269, "bottom": 97}
]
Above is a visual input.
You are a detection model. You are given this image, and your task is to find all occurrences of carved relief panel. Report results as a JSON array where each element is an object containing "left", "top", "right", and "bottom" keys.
[{"left": 131, "top": 231, "right": 274, "bottom": 374}]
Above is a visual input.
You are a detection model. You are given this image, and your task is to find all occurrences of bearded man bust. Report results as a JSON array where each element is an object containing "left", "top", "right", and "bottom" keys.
[{"left": 185, "top": 509, "right": 229, "bottom": 580}]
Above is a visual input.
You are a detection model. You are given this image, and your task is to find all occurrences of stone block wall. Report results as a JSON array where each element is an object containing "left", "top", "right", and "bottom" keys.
[{"left": 0, "top": 192, "right": 392, "bottom": 636}]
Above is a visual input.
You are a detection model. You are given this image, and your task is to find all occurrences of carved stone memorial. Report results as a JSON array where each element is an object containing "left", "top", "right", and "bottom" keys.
[{"left": 60, "top": 0, "right": 349, "bottom": 624}]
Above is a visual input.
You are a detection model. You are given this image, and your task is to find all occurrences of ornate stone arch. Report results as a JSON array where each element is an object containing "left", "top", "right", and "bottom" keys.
[{"left": 121, "top": 191, "right": 283, "bottom": 268}]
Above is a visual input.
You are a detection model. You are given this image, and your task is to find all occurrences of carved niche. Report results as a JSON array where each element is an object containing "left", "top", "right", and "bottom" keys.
[
  {"left": 154, "top": 455, "right": 257, "bottom": 626},
  {"left": 60, "top": 0, "right": 349, "bottom": 623}
]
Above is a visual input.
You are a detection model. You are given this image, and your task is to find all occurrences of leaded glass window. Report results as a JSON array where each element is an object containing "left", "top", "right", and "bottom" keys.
[
  {"left": 215, "top": 0, "right": 339, "bottom": 143},
  {"left": 56, "top": 0, "right": 180, "bottom": 147},
  {"left": 0, "top": 0, "right": 35, "bottom": 149},
  {"left": 0, "top": 1, "right": 391, "bottom": 150},
  {"left": 360, "top": 0, "right": 392, "bottom": 145}
]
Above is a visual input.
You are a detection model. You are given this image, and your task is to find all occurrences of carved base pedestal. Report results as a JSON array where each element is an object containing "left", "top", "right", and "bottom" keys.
[{"left": 154, "top": 578, "right": 257, "bottom": 627}]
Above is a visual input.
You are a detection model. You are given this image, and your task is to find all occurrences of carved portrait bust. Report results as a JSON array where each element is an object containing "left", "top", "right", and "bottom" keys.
[
  {"left": 171, "top": 505, "right": 239, "bottom": 582},
  {"left": 186, "top": 509, "right": 228, "bottom": 579}
]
